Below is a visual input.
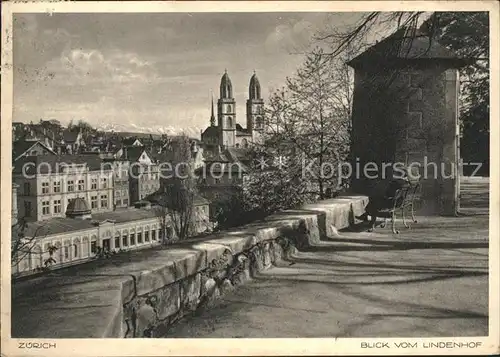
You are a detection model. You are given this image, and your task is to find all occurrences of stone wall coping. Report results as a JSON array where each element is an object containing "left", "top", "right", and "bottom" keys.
[{"left": 11, "top": 195, "right": 368, "bottom": 338}]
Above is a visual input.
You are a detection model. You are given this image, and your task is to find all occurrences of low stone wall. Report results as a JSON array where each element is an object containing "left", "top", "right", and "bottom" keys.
[{"left": 11, "top": 195, "right": 368, "bottom": 338}]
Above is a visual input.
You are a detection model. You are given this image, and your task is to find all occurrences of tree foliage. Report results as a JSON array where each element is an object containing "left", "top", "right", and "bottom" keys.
[
  {"left": 265, "top": 48, "right": 351, "bottom": 199},
  {"left": 316, "top": 11, "right": 490, "bottom": 175},
  {"left": 11, "top": 217, "right": 58, "bottom": 272},
  {"left": 154, "top": 134, "right": 198, "bottom": 241}
]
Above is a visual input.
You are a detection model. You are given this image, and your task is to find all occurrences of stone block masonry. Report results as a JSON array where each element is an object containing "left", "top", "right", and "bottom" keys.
[{"left": 11, "top": 195, "right": 368, "bottom": 338}]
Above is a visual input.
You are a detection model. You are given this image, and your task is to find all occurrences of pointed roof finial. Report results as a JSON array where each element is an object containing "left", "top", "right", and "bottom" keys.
[
  {"left": 224, "top": 68, "right": 227, "bottom": 74},
  {"left": 253, "top": 69, "right": 256, "bottom": 75},
  {"left": 210, "top": 89, "right": 216, "bottom": 126}
]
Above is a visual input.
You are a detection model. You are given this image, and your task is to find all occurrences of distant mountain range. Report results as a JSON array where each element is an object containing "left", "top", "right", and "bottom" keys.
[{"left": 96, "top": 122, "right": 202, "bottom": 139}]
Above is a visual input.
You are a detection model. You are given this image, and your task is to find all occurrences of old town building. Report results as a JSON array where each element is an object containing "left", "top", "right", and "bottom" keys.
[
  {"left": 11, "top": 196, "right": 210, "bottom": 277},
  {"left": 13, "top": 155, "right": 114, "bottom": 222},
  {"left": 124, "top": 146, "right": 161, "bottom": 203}
]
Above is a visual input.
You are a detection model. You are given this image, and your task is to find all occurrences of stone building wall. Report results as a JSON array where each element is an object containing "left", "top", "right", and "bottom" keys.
[{"left": 350, "top": 62, "right": 459, "bottom": 215}]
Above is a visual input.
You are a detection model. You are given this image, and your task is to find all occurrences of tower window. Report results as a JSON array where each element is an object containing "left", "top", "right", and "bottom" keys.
[
  {"left": 227, "top": 104, "right": 232, "bottom": 113},
  {"left": 256, "top": 117, "right": 263, "bottom": 129},
  {"left": 227, "top": 117, "right": 233, "bottom": 128}
]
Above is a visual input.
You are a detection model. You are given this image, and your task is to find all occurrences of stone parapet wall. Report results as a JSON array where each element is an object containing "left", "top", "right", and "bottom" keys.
[{"left": 11, "top": 195, "right": 368, "bottom": 339}]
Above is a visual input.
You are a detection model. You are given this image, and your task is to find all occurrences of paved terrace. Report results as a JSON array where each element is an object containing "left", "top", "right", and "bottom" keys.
[
  {"left": 10, "top": 177, "right": 489, "bottom": 338},
  {"left": 165, "top": 177, "right": 490, "bottom": 338}
]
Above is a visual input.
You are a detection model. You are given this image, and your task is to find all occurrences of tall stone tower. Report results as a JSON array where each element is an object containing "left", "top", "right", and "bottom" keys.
[
  {"left": 348, "top": 27, "right": 470, "bottom": 216},
  {"left": 247, "top": 72, "right": 265, "bottom": 143},
  {"left": 218, "top": 70, "right": 236, "bottom": 148}
]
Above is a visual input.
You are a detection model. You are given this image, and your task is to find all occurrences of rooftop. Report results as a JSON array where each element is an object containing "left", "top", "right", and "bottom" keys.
[
  {"left": 12, "top": 140, "right": 56, "bottom": 161},
  {"left": 23, "top": 208, "right": 159, "bottom": 237},
  {"left": 201, "top": 126, "right": 218, "bottom": 138},
  {"left": 226, "top": 147, "right": 252, "bottom": 163},
  {"left": 13, "top": 154, "right": 106, "bottom": 175},
  {"left": 348, "top": 27, "right": 471, "bottom": 69},
  {"left": 62, "top": 130, "right": 79, "bottom": 143}
]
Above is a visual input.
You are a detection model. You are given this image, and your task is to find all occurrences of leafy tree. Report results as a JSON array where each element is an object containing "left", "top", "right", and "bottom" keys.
[
  {"left": 265, "top": 48, "right": 351, "bottom": 199},
  {"left": 11, "top": 217, "right": 58, "bottom": 273},
  {"left": 154, "top": 134, "right": 198, "bottom": 241}
]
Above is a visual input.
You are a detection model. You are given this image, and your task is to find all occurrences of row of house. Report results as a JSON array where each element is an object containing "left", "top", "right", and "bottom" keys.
[
  {"left": 11, "top": 71, "right": 264, "bottom": 277},
  {"left": 12, "top": 136, "right": 206, "bottom": 214}
]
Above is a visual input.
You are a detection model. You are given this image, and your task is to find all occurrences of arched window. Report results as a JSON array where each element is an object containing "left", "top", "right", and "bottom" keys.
[
  {"left": 91, "top": 235, "right": 97, "bottom": 255},
  {"left": 256, "top": 117, "right": 263, "bottom": 128},
  {"left": 63, "top": 240, "right": 71, "bottom": 261},
  {"left": 32, "top": 245, "right": 42, "bottom": 269},
  {"left": 130, "top": 228, "right": 136, "bottom": 246},
  {"left": 73, "top": 238, "right": 80, "bottom": 259},
  {"left": 51, "top": 241, "right": 62, "bottom": 264},
  {"left": 235, "top": 143, "right": 240, "bottom": 148},
  {"left": 137, "top": 227, "right": 143, "bottom": 244},
  {"left": 241, "top": 138, "right": 248, "bottom": 148},
  {"left": 122, "top": 230, "right": 129, "bottom": 248},
  {"left": 82, "top": 237, "right": 89, "bottom": 257},
  {"left": 227, "top": 104, "right": 232, "bottom": 113},
  {"left": 151, "top": 225, "right": 157, "bottom": 241},
  {"left": 115, "top": 231, "right": 121, "bottom": 250},
  {"left": 43, "top": 243, "right": 50, "bottom": 262},
  {"left": 227, "top": 117, "right": 233, "bottom": 128}
]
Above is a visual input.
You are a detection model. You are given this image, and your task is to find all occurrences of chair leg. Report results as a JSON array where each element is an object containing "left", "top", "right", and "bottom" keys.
[
  {"left": 391, "top": 210, "right": 399, "bottom": 234},
  {"left": 368, "top": 214, "right": 377, "bottom": 232},
  {"left": 402, "top": 207, "right": 409, "bottom": 228},
  {"left": 410, "top": 204, "right": 417, "bottom": 223}
]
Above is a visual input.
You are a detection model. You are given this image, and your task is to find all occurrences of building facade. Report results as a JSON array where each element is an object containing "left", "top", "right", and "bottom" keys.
[
  {"left": 125, "top": 147, "right": 161, "bottom": 203},
  {"left": 103, "top": 159, "right": 130, "bottom": 208},
  {"left": 13, "top": 155, "right": 114, "bottom": 222},
  {"left": 11, "top": 197, "right": 211, "bottom": 277},
  {"left": 11, "top": 206, "right": 161, "bottom": 276}
]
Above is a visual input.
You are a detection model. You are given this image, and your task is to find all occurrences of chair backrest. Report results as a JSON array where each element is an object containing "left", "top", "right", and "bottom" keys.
[
  {"left": 392, "top": 185, "right": 412, "bottom": 210},
  {"left": 408, "top": 180, "right": 421, "bottom": 205}
]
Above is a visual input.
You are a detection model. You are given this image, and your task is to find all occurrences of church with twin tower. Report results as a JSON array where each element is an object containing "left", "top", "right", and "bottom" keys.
[{"left": 201, "top": 70, "right": 265, "bottom": 152}]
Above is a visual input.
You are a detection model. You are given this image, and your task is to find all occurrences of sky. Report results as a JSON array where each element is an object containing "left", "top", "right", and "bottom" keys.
[{"left": 13, "top": 12, "right": 368, "bottom": 137}]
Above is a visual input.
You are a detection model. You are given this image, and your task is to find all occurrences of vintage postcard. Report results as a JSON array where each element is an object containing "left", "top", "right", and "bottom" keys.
[{"left": 1, "top": 1, "right": 499, "bottom": 356}]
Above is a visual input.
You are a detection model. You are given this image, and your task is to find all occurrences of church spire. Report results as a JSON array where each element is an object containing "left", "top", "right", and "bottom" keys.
[
  {"left": 220, "top": 71, "right": 233, "bottom": 99},
  {"left": 210, "top": 93, "right": 216, "bottom": 126},
  {"left": 249, "top": 71, "right": 261, "bottom": 100}
]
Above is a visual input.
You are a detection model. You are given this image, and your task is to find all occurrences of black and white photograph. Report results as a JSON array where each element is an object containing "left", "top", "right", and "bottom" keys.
[{"left": 1, "top": 1, "right": 499, "bottom": 355}]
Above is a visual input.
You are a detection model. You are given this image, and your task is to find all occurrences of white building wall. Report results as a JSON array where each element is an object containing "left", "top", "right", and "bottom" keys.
[{"left": 13, "top": 217, "right": 162, "bottom": 277}]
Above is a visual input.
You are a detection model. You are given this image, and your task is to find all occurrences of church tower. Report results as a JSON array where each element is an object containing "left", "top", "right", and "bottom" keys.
[
  {"left": 210, "top": 94, "right": 216, "bottom": 127},
  {"left": 246, "top": 72, "right": 265, "bottom": 143},
  {"left": 218, "top": 70, "right": 236, "bottom": 148}
]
